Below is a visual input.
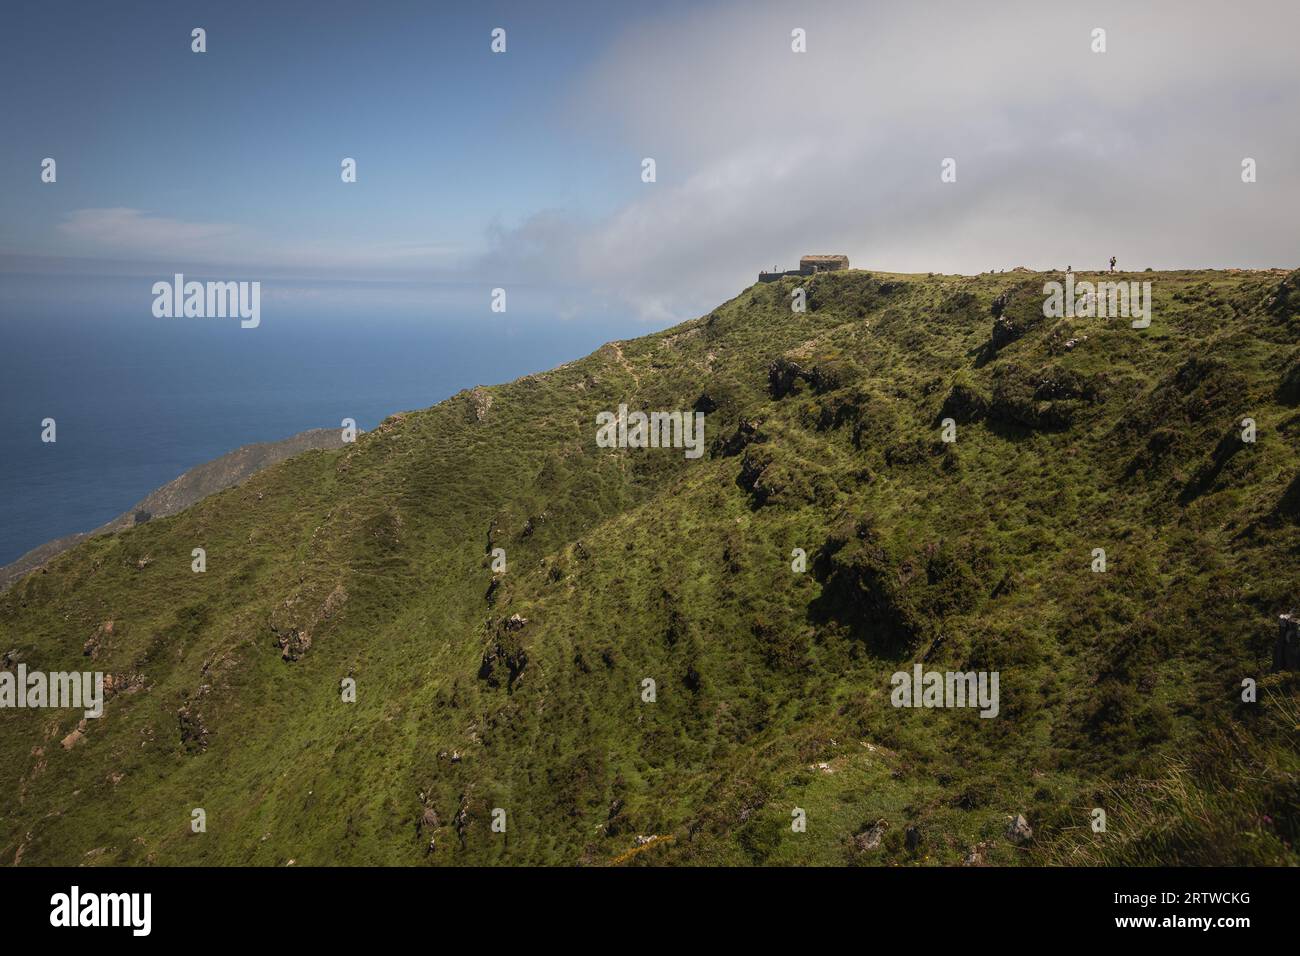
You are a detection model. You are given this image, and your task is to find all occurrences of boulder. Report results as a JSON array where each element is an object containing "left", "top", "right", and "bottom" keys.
[
  {"left": 963, "top": 842, "right": 991, "bottom": 866},
  {"left": 61, "top": 720, "right": 87, "bottom": 750},
  {"left": 853, "top": 820, "right": 887, "bottom": 852},
  {"left": 904, "top": 824, "right": 922, "bottom": 852},
  {"left": 767, "top": 358, "right": 807, "bottom": 399},
  {"left": 1006, "top": 813, "right": 1033, "bottom": 843}
]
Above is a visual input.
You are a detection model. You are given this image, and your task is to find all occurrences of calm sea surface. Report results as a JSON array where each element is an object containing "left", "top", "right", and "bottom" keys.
[{"left": 0, "top": 273, "right": 653, "bottom": 564}]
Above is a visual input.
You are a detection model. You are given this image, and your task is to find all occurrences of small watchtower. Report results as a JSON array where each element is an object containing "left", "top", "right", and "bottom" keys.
[
  {"left": 799, "top": 254, "right": 849, "bottom": 274},
  {"left": 759, "top": 254, "right": 851, "bottom": 283}
]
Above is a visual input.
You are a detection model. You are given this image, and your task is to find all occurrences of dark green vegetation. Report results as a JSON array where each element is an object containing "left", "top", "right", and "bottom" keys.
[{"left": 2, "top": 268, "right": 1298, "bottom": 866}]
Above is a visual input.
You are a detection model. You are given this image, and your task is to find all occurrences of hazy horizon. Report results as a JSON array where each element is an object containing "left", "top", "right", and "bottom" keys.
[{"left": 0, "top": 272, "right": 649, "bottom": 565}]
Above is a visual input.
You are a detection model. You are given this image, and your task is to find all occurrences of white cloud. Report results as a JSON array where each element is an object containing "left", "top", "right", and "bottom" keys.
[
  {"left": 55, "top": 209, "right": 466, "bottom": 281},
  {"left": 59, "top": 208, "right": 239, "bottom": 255},
  {"left": 481, "top": 0, "right": 1300, "bottom": 321}
]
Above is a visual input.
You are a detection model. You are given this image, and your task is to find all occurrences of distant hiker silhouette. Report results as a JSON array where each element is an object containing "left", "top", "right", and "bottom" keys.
[{"left": 1109, "top": 256, "right": 1117, "bottom": 272}]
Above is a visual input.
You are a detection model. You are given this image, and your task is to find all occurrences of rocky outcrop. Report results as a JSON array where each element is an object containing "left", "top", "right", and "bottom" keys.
[
  {"left": 963, "top": 841, "right": 993, "bottom": 865},
  {"left": 767, "top": 358, "right": 806, "bottom": 399},
  {"left": 61, "top": 720, "right": 87, "bottom": 750},
  {"left": 1006, "top": 813, "right": 1034, "bottom": 844},
  {"left": 736, "top": 447, "right": 814, "bottom": 509},
  {"left": 82, "top": 621, "right": 115, "bottom": 660},
  {"left": 853, "top": 820, "right": 887, "bottom": 852},
  {"left": 767, "top": 358, "right": 855, "bottom": 400},
  {"left": 988, "top": 283, "right": 1046, "bottom": 352},
  {"left": 716, "top": 419, "right": 765, "bottom": 457},
  {"left": 464, "top": 386, "right": 494, "bottom": 423},
  {"left": 177, "top": 703, "right": 209, "bottom": 753},
  {"left": 478, "top": 614, "right": 529, "bottom": 691},
  {"left": 270, "top": 582, "right": 348, "bottom": 663}
]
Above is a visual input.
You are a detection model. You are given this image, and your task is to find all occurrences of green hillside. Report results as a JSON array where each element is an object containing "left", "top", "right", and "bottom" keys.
[{"left": 3, "top": 268, "right": 1298, "bottom": 866}]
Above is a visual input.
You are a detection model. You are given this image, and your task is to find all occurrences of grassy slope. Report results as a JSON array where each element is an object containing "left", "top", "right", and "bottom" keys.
[{"left": 2, "top": 268, "right": 1298, "bottom": 866}]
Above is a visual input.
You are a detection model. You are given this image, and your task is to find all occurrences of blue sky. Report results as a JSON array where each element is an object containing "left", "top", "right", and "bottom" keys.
[
  {"left": 1, "top": 1, "right": 649, "bottom": 273},
  {"left": 3, "top": 0, "right": 1299, "bottom": 322}
]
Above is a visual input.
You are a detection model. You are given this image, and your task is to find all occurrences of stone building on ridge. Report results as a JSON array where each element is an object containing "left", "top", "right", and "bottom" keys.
[{"left": 759, "top": 254, "right": 850, "bottom": 282}]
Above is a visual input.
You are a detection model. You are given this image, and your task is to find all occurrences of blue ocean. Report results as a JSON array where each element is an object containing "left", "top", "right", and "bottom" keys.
[{"left": 0, "top": 273, "right": 652, "bottom": 565}]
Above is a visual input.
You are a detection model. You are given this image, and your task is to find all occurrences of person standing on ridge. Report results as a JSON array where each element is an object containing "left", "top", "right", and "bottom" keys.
[{"left": 1109, "top": 256, "right": 1117, "bottom": 272}]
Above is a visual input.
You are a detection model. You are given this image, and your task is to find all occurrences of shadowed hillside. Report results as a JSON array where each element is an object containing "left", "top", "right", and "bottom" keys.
[{"left": 2, "top": 268, "right": 1298, "bottom": 866}]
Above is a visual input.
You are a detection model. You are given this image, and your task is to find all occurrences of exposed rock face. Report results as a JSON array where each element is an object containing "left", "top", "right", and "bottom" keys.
[
  {"left": 808, "top": 361, "right": 851, "bottom": 394},
  {"left": 768, "top": 358, "right": 806, "bottom": 399},
  {"left": 273, "top": 627, "right": 312, "bottom": 663},
  {"left": 270, "top": 582, "right": 348, "bottom": 663},
  {"left": 737, "top": 448, "right": 770, "bottom": 495},
  {"left": 717, "top": 419, "right": 765, "bottom": 457},
  {"left": 61, "top": 720, "right": 87, "bottom": 750},
  {"left": 989, "top": 283, "right": 1045, "bottom": 351},
  {"left": 963, "top": 842, "right": 992, "bottom": 866},
  {"left": 1006, "top": 813, "right": 1034, "bottom": 843},
  {"left": 177, "top": 704, "right": 209, "bottom": 752},
  {"left": 478, "top": 615, "right": 529, "bottom": 690},
  {"left": 520, "top": 512, "right": 548, "bottom": 540},
  {"left": 454, "top": 793, "right": 473, "bottom": 848},
  {"left": 736, "top": 447, "right": 813, "bottom": 509},
  {"left": 465, "top": 386, "right": 494, "bottom": 423},
  {"left": 767, "top": 357, "right": 850, "bottom": 400},
  {"left": 83, "top": 621, "right": 115, "bottom": 660},
  {"left": 103, "top": 673, "right": 145, "bottom": 699},
  {"left": 854, "top": 821, "right": 887, "bottom": 852},
  {"left": 692, "top": 392, "right": 719, "bottom": 414}
]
